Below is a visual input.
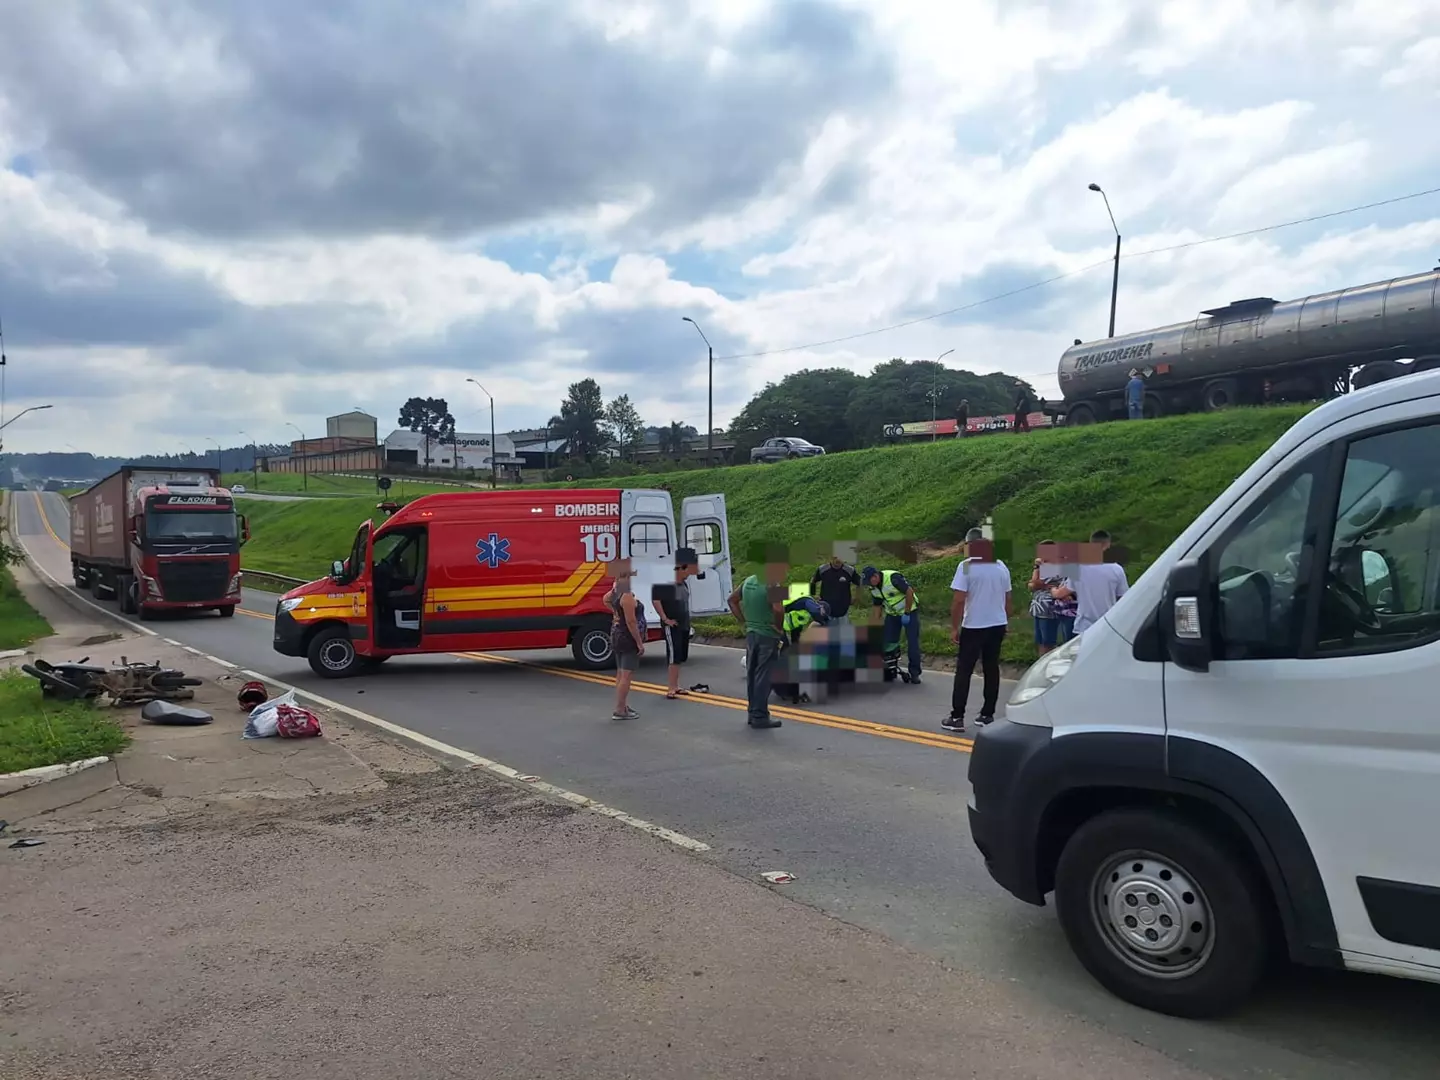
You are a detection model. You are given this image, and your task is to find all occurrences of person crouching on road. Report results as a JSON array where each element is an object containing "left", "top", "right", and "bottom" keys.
[
  {"left": 728, "top": 554, "right": 788, "bottom": 729},
  {"left": 603, "top": 560, "right": 648, "bottom": 721},
  {"left": 863, "top": 566, "right": 922, "bottom": 684},
  {"left": 771, "top": 596, "right": 831, "bottom": 705},
  {"left": 652, "top": 547, "right": 699, "bottom": 700}
]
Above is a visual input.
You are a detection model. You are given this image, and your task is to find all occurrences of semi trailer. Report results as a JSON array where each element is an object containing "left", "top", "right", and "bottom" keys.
[
  {"left": 1054, "top": 266, "right": 1440, "bottom": 424},
  {"left": 69, "top": 466, "right": 248, "bottom": 619}
]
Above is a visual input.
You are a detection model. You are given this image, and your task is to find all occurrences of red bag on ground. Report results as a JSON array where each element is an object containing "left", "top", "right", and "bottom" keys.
[{"left": 273, "top": 703, "right": 323, "bottom": 739}]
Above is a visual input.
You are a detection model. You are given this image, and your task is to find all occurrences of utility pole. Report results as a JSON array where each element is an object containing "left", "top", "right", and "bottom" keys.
[
  {"left": 1089, "top": 183, "right": 1121, "bottom": 337},
  {"left": 240, "top": 430, "right": 258, "bottom": 490},
  {"left": 682, "top": 317, "right": 714, "bottom": 457},
  {"left": 285, "top": 422, "right": 308, "bottom": 491}
]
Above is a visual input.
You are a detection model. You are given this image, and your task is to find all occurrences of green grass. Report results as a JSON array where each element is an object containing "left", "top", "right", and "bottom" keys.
[
  {"left": 224, "top": 472, "right": 478, "bottom": 497},
  {"left": 0, "top": 670, "right": 130, "bottom": 774},
  {"left": 238, "top": 407, "right": 1314, "bottom": 663},
  {"left": 0, "top": 565, "right": 52, "bottom": 650}
]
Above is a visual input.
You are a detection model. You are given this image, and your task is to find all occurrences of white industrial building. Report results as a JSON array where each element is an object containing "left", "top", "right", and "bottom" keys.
[{"left": 382, "top": 429, "right": 521, "bottom": 470}]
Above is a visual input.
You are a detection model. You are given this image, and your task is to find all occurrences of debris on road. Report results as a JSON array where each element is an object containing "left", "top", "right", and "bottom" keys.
[
  {"left": 140, "top": 701, "right": 214, "bottom": 726},
  {"left": 761, "top": 871, "right": 796, "bottom": 884},
  {"left": 243, "top": 689, "right": 323, "bottom": 740},
  {"left": 9, "top": 837, "right": 45, "bottom": 849},
  {"left": 21, "top": 656, "right": 202, "bottom": 706}
]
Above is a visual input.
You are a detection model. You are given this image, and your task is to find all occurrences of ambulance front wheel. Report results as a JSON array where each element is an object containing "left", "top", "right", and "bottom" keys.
[
  {"left": 307, "top": 626, "right": 365, "bottom": 678},
  {"left": 572, "top": 619, "right": 615, "bottom": 671}
]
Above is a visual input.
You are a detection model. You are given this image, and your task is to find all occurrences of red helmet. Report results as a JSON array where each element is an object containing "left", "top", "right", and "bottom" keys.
[{"left": 237, "top": 680, "right": 268, "bottom": 708}]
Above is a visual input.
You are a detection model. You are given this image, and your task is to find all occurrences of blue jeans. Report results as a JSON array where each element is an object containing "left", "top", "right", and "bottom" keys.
[
  {"left": 883, "top": 613, "right": 922, "bottom": 678},
  {"left": 1127, "top": 399, "right": 1143, "bottom": 419}
]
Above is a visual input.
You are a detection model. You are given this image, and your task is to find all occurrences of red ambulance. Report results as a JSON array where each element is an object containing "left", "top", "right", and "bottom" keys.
[{"left": 270, "top": 487, "right": 732, "bottom": 678}]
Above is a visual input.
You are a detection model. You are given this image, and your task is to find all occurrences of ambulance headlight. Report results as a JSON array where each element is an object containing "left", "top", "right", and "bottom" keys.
[
  {"left": 278, "top": 597, "right": 304, "bottom": 613},
  {"left": 1009, "top": 634, "right": 1081, "bottom": 706}
]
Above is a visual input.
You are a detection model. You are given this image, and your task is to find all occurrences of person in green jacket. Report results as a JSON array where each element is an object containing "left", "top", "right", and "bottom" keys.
[{"left": 728, "top": 556, "right": 788, "bottom": 729}]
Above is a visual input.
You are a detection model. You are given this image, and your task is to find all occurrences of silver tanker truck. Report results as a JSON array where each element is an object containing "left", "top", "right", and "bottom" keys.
[{"left": 1053, "top": 265, "right": 1440, "bottom": 425}]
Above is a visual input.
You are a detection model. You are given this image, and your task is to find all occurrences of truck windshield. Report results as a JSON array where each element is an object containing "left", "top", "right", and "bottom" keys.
[{"left": 146, "top": 509, "right": 238, "bottom": 542}]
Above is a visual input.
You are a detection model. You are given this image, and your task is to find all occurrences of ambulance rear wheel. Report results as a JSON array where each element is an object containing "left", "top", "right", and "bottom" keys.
[
  {"left": 572, "top": 619, "right": 615, "bottom": 671},
  {"left": 307, "top": 626, "right": 364, "bottom": 679}
]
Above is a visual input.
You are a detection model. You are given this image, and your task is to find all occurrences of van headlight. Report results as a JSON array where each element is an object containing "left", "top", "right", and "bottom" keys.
[
  {"left": 278, "top": 597, "right": 304, "bottom": 612},
  {"left": 1009, "top": 634, "right": 1081, "bottom": 706}
]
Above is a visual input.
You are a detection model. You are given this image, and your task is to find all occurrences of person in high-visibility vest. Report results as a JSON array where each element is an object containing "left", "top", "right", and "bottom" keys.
[
  {"left": 772, "top": 590, "right": 831, "bottom": 703},
  {"left": 862, "top": 566, "right": 921, "bottom": 684}
]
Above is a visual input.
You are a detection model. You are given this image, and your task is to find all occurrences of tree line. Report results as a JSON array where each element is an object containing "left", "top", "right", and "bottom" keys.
[{"left": 395, "top": 358, "right": 1035, "bottom": 470}]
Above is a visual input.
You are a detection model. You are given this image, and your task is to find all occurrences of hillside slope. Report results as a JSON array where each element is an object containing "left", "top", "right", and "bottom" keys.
[{"left": 240, "top": 406, "right": 1312, "bottom": 663}]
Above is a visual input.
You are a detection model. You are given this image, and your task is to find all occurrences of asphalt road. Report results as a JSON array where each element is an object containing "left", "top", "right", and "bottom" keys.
[{"left": 14, "top": 490, "right": 1440, "bottom": 1080}]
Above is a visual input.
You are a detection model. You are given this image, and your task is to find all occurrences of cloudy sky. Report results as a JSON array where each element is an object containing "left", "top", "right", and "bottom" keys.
[{"left": 1, "top": 0, "right": 1438, "bottom": 455}]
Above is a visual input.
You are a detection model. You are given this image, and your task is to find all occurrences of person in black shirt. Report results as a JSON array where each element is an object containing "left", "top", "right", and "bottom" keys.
[
  {"left": 1013, "top": 382, "right": 1032, "bottom": 433},
  {"left": 652, "top": 547, "right": 699, "bottom": 700},
  {"left": 810, "top": 556, "right": 860, "bottom": 619}
]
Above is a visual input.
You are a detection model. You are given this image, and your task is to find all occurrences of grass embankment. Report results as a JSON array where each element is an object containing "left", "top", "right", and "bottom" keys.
[
  {"left": 224, "top": 472, "right": 477, "bottom": 498},
  {"left": 0, "top": 670, "right": 129, "bottom": 774},
  {"left": 0, "top": 567, "right": 52, "bottom": 650},
  {"left": 239, "top": 407, "right": 1312, "bottom": 663}
]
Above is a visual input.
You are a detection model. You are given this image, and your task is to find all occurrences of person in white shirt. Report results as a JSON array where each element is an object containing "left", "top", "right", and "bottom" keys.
[
  {"left": 1058, "top": 529, "right": 1129, "bottom": 634},
  {"left": 944, "top": 528, "right": 1011, "bottom": 733}
]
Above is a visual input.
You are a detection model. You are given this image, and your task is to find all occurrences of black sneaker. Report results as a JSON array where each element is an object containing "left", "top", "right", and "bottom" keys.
[
  {"left": 910, "top": 675, "right": 922, "bottom": 685},
  {"left": 748, "top": 717, "right": 783, "bottom": 729},
  {"left": 976, "top": 714, "right": 995, "bottom": 727},
  {"left": 940, "top": 715, "right": 965, "bottom": 733}
]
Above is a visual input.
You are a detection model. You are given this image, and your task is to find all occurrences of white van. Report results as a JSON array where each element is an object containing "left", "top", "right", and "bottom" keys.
[{"left": 968, "top": 368, "right": 1440, "bottom": 1018}]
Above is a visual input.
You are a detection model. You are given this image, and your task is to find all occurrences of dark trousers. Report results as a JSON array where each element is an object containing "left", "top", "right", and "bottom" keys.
[
  {"left": 883, "top": 613, "right": 922, "bottom": 678},
  {"left": 952, "top": 625, "right": 1007, "bottom": 719},
  {"left": 745, "top": 632, "right": 783, "bottom": 721}
]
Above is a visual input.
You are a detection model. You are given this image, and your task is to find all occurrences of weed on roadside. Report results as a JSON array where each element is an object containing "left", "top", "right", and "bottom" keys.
[
  {"left": 0, "top": 566, "right": 52, "bottom": 651},
  {"left": 0, "top": 670, "right": 129, "bottom": 774}
]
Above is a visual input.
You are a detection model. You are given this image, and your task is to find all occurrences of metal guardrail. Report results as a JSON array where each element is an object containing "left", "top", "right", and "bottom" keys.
[{"left": 240, "top": 568, "right": 308, "bottom": 587}]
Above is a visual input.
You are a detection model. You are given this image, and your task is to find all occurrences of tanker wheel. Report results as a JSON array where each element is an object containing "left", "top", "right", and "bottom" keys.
[
  {"left": 1201, "top": 379, "right": 1239, "bottom": 412},
  {"left": 1066, "top": 402, "right": 1098, "bottom": 426},
  {"left": 1143, "top": 393, "right": 1165, "bottom": 419}
]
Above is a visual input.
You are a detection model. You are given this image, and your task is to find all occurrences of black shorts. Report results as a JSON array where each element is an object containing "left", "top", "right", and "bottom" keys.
[{"left": 663, "top": 619, "right": 690, "bottom": 665}]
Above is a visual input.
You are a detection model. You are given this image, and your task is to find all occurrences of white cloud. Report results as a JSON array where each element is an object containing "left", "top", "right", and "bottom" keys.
[{"left": 3, "top": 0, "right": 1440, "bottom": 455}]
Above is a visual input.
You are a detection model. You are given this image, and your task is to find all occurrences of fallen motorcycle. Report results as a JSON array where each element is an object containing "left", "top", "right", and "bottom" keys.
[{"left": 21, "top": 656, "right": 202, "bottom": 705}]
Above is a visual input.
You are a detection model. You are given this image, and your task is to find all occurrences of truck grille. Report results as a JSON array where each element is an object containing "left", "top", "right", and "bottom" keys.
[{"left": 157, "top": 560, "right": 230, "bottom": 603}]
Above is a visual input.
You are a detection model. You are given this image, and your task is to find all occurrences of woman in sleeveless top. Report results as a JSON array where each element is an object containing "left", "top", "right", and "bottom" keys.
[{"left": 604, "top": 560, "right": 648, "bottom": 721}]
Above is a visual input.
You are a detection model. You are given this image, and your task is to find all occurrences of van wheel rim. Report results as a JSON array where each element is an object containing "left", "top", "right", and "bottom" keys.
[
  {"left": 321, "top": 640, "right": 354, "bottom": 671},
  {"left": 1091, "top": 850, "right": 1214, "bottom": 979},
  {"left": 581, "top": 631, "right": 611, "bottom": 664}
]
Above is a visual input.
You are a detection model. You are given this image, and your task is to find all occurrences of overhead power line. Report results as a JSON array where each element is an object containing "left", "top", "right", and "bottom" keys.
[{"left": 714, "top": 184, "right": 1440, "bottom": 361}]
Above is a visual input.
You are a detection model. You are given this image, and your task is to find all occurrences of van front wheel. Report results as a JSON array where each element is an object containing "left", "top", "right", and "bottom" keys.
[
  {"left": 307, "top": 627, "right": 364, "bottom": 679},
  {"left": 572, "top": 619, "right": 615, "bottom": 671},
  {"left": 1053, "top": 808, "right": 1268, "bottom": 1019}
]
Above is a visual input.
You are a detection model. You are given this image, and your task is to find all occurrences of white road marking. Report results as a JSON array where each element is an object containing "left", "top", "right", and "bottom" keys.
[{"left": 9, "top": 498, "right": 713, "bottom": 855}]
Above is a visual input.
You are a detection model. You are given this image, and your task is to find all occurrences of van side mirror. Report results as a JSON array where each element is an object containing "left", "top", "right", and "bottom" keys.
[
  {"left": 1163, "top": 555, "right": 1213, "bottom": 673},
  {"left": 332, "top": 559, "right": 346, "bottom": 580}
]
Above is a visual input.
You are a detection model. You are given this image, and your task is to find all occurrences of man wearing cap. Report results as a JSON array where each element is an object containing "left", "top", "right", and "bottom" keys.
[
  {"left": 1126, "top": 369, "right": 1146, "bottom": 420},
  {"left": 652, "top": 547, "right": 700, "bottom": 700},
  {"left": 862, "top": 565, "right": 922, "bottom": 684}
]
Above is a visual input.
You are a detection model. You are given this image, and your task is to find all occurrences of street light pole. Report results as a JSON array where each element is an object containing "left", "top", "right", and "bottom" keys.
[
  {"left": 285, "top": 422, "right": 308, "bottom": 491},
  {"left": 206, "top": 437, "right": 221, "bottom": 476},
  {"left": 682, "top": 317, "right": 714, "bottom": 457},
  {"left": 466, "top": 379, "right": 498, "bottom": 489},
  {"left": 0, "top": 403, "right": 53, "bottom": 433},
  {"left": 1089, "top": 183, "right": 1121, "bottom": 338},
  {"left": 240, "top": 431, "right": 258, "bottom": 490},
  {"left": 931, "top": 348, "right": 955, "bottom": 442}
]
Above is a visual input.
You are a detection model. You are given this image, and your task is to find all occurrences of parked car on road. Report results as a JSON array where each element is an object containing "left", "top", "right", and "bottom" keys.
[{"left": 749, "top": 437, "right": 826, "bottom": 464}]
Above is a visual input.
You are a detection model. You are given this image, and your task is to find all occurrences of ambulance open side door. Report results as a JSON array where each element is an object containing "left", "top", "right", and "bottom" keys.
[
  {"left": 620, "top": 489, "right": 675, "bottom": 619},
  {"left": 680, "top": 493, "right": 732, "bottom": 616}
]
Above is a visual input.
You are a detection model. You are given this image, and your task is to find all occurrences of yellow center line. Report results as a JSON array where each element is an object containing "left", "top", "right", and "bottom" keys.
[{"left": 39, "top": 491, "right": 970, "bottom": 752}]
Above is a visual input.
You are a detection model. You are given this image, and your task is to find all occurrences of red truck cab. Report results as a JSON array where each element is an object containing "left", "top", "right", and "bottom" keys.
[
  {"left": 70, "top": 466, "right": 249, "bottom": 619},
  {"left": 271, "top": 487, "right": 732, "bottom": 677}
]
